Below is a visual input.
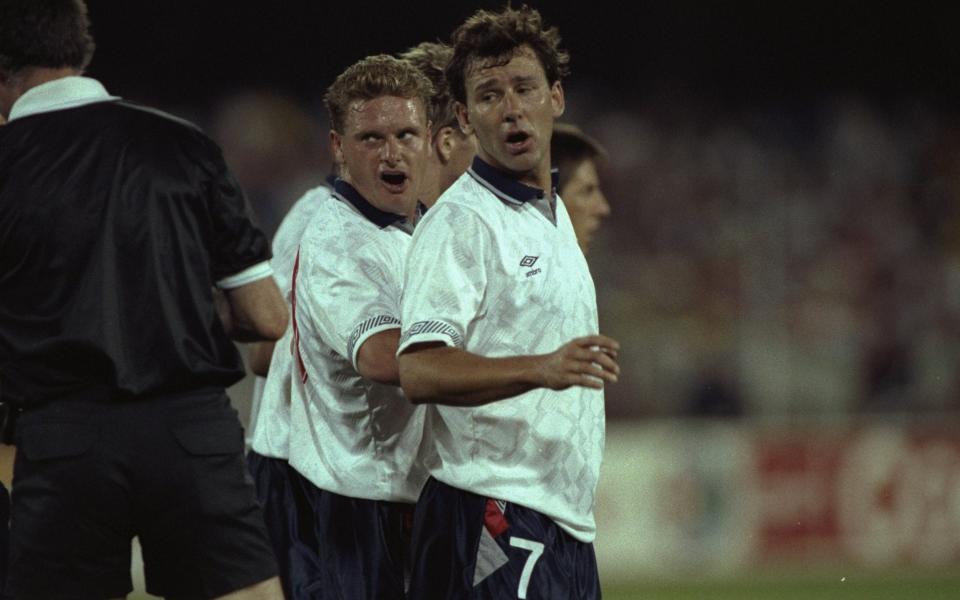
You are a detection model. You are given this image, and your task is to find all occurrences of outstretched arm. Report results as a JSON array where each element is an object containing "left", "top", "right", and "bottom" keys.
[{"left": 399, "top": 335, "right": 619, "bottom": 407}]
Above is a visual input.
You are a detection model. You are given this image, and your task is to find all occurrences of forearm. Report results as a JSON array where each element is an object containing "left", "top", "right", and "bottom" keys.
[
  {"left": 398, "top": 345, "right": 541, "bottom": 407},
  {"left": 247, "top": 341, "right": 276, "bottom": 377},
  {"left": 222, "top": 278, "right": 288, "bottom": 342}
]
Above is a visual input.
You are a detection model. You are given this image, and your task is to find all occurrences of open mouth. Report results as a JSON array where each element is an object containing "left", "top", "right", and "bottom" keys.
[
  {"left": 380, "top": 171, "right": 408, "bottom": 191},
  {"left": 505, "top": 131, "right": 532, "bottom": 153}
]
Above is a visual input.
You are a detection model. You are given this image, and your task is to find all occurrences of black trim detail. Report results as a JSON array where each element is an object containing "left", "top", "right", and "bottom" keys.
[
  {"left": 333, "top": 179, "right": 405, "bottom": 229},
  {"left": 400, "top": 320, "right": 464, "bottom": 349},
  {"left": 467, "top": 157, "right": 560, "bottom": 205},
  {"left": 347, "top": 315, "right": 402, "bottom": 361}
]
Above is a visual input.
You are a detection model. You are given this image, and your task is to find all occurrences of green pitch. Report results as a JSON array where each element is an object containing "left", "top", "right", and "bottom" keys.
[
  {"left": 602, "top": 571, "right": 960, "bottom": 600},
  {"left": 128, "top": 572, "right": 960, "bottom": 600}
]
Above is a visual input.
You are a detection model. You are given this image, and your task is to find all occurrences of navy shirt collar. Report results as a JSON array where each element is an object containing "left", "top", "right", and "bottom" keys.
[
  {"left": 332, "top": 179, "right": 406, "bottom": 229},
  {"left": 467, "top": 156, "right": 560, "bottom": 206}
]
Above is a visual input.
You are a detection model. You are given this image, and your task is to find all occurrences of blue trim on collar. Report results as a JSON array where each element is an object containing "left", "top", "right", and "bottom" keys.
[
  {"left": 467, "top": 157, "right": 559, "bottom": 205},
  {"left": 333, "top": 179, "right": 405, "bottom": 229}
]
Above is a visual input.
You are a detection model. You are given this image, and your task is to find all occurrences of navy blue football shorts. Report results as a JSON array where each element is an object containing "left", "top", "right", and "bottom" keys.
[
  {"left": 407, "top": 477, "right": 601, "bottom": 600},
  {"left": 246, "top": 450, "right": 317, "bottom": 600},
  {"left": 285, "top": 467, "right": 412, "bottom": 599},
  {"left": 6, "top": 390, "right": 277, "bottom": 600}
]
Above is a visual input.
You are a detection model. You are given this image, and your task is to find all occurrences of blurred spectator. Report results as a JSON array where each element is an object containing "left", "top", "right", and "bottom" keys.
[{"left": 210, "top": 90, "right": 330, "bottom": 236}]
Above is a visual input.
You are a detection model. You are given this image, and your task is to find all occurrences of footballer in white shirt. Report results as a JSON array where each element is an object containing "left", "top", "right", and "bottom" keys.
[
  {"left": 283, "top": 54, "right": 434, "bottom": 600},
  {"left": 398, "top": 7, "right": 620, "bottom": 600},
  {"left": 244, "top": 180, "right": 332, "bottom": 599}
]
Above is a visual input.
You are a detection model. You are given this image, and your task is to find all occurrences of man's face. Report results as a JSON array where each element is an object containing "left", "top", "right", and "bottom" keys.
[
  {"left": 332, "top": 95, "right": 431, "bottom": 215},
  {"left": 457, "top": 46, "right": 564, "bottom": 187},
  {"left": 562, "top": 158, "right": 610, "bottom": 252}
]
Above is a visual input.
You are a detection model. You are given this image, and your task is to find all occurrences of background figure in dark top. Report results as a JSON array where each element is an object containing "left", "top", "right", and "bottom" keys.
[{"left": 0, "top": 1, "right": 287, "bottom": 598}]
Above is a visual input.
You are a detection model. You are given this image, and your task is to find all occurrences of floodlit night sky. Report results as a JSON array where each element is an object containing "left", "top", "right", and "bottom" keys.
[{"left": 86, "top": 1, "right": 960, "bottom": 109}]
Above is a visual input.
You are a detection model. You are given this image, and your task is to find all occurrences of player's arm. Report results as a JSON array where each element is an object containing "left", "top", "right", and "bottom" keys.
[
  {"left": 247, "top": 341, "right": 276, "bottom": 377},
  {"left": 398, "top": 335, "right": 619, "bottom": 406},
  {"left": 220, "top": 276, "right": 288, "bottom": 342},
  {"left": 356, "top": 329, "right": 401, "bottom": 385}
]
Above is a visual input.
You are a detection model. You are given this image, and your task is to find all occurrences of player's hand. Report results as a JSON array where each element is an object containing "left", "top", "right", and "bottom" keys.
[{"left": 536, "top": 335, "right": 620, "bottom": 390}]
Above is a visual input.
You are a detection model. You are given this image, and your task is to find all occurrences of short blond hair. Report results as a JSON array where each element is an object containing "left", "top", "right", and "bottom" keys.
[
  {"left": 398, "top": 42, "right": 456, "bottom": 135},
  {"left": 324, "top": 54, "right": 435, "bottom": 134}
]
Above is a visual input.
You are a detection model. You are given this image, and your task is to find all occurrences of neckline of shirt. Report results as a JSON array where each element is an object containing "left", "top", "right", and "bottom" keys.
[
  {"left": 332, "top": 178, "right": 413, "bottom": 233},
  {"left": 467, "top": 156, "right": 560, "bottom": 206},
  {"left": 8, "top": 76, "right": 119, "bottom": 122}
]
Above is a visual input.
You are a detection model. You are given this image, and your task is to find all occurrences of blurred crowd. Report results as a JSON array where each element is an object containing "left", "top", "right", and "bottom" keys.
[{"left": 188, "top": 85, "right": 960, "bottom": 421}]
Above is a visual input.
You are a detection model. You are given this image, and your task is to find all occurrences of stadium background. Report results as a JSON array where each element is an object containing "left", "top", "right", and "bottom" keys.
[{"left": 5, "top": 1, "right": 959, "bottom": 598}]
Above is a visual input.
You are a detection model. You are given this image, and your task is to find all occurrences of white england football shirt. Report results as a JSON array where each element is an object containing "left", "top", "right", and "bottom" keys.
[
  {"left": 398, "top": 157, "right": 604, "bottom": 542},
  {"left": 288, "top": 180, "right": 427, "bottom": 502},
  {"left": 247, "top": 184, "right": 332, "bottom": 457}
]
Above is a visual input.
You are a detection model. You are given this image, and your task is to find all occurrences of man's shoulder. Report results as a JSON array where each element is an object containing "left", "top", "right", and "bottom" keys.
[
  {"left": 283, "top": 185, "right": 334, "bottom": 229},
  {"left": 418, "top": 174, "right": 500, "bottom": 234},
  {"left": 115, "top": 101, "right": 214, "bottom": 144},
  {"left": 66, "top": 100, "right": 218, "bottom": 158},
  {"left": 271, "top": 186, "right": 333, "bottom": 254},
  {"left": 299, "top": 194, "right": 385, "bottom": 257}
]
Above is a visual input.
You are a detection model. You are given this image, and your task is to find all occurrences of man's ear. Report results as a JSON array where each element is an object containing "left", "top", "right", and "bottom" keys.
[
  {"left": 330, "top": 129, "right": 344, "bottom": 166},
  {"left": 550, "top": 80, "right": 565, "bottom": 118},
  {"left": 455, "top": 101, "right": 473, "bottom": 136},
  {"left": 434, "top": 126, "right": 457, "bottom": 165}
]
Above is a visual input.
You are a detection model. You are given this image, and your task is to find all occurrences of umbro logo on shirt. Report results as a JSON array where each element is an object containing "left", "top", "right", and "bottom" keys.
[{"left": 521, "top": 255, "right": 541, "bottom": 278}]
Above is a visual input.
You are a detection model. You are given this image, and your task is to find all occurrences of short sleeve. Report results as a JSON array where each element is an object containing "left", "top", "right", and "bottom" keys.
[
  {"left": 296, "top": 226, "right": 402, "bottom": 372},
  {"left": 398, "top": 203, "right": 490, "bottom": 354},
  {"left": 204, "top": 145, "right": 272, "bottom": 285}
]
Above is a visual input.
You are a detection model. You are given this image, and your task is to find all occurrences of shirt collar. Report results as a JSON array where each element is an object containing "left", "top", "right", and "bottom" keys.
[
  {"left": 8, "top": 76, "right": 119, "bottom": 122},
  {"left": 467, "top": 156, "right": 560, "bottom": 206},
  {"left": 332, "top": 178, "right": 407, "bottom": 229}
]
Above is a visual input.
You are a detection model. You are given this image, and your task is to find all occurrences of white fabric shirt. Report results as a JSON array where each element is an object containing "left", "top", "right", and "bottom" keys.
[
  {"left": 287, "top": 180, "right": 427, "bottom": 502},
  {"left": 247, "top": 185, "right": 331, "bottom": 455},
  {"left": 398, "top": 157, "right": 604, "bottom": 542}
]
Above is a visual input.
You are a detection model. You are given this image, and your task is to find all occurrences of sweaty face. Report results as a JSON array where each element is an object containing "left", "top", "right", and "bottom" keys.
[
  {"left": 562, "top": 159, "right": 610, "bottom": 252},
  {"left": 332, "top": 95, "right": 430, "bottom": 216},
  {"left": 458, "top": 46, "right": 564, "bottom": 189}
]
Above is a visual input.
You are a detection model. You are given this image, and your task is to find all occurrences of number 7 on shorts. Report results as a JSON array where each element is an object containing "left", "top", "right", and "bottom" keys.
[{"left": 509, "top": 536, "right": 544, "bottom": 599}]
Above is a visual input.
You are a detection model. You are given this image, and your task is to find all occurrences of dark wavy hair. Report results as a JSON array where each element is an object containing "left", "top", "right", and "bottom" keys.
[
  {"left": 445, "top": 5, "right": 570, "bottom": 105},
  {"left": 0, "top": 0, "right": 95, "bottom": 80}
]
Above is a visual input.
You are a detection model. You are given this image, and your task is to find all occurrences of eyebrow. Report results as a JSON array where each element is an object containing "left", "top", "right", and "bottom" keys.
[{"left": 473, "top": 74, "right": 540, "bottom": 93}]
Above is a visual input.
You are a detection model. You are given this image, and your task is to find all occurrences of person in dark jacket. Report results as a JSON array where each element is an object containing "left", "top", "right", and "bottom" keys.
[{"left": 0, "top": 1, "right": 287, "bottom": 598}]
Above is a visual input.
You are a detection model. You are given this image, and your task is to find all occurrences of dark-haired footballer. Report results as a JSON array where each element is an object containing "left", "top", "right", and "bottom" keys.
[{"left": 398, "top": 6, "right": 620, "bottom": 600}]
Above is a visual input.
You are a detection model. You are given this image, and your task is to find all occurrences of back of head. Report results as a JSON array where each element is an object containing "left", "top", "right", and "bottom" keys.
[
  {"left": 324, "top": 54, "right": 434, "bottom": 134},
  {"left": 0, "top": 0, "right": 95, "bottom": 81},
  {"left": 551, "top": 123, "right": 607, "bottom": 190},
  {"left": 445, "top": 4, "right": 569, "bottom": 106},
  {"left": 398, "top": 41, "right": 455, "bottom": 136}
]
